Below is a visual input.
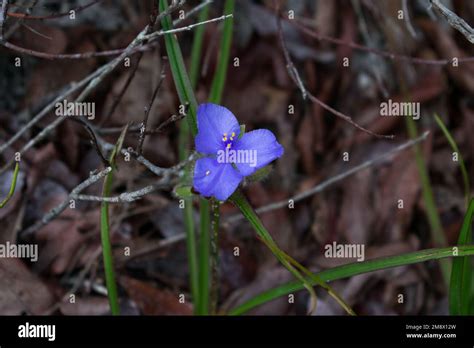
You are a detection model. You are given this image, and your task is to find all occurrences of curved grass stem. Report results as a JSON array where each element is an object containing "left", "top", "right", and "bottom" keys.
[
  {"left": 0, "top": 161, "right": 20, "bottom": 208},
  {"left": 230, "top": 245, "right": 474, "bottom": 315}
]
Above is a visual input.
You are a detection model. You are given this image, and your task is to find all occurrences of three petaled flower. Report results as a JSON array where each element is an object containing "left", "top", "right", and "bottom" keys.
[{"left": 193, "top": 103, "right": 284, "bottom": 201}]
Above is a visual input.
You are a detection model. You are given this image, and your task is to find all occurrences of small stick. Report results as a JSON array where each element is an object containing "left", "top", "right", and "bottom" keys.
[
  {"left": 402, "top": 0, "right": 418, "bottom": 38},
  {"left": 290, "top": 17, "right": 474, "bottom": 65},
  {"left": 226, "top": 131, "right": 430, "bottom": 224},
  {"left": 21, "top": 167, "right": 112, "bottom": 237},
  {"left": 275, "top": 1, "right": 393, "bottom": 139},
  {"left": 430, "top": 0, "right": 474, "bottom": 44},
  {"left": 6, "top": 0, "right": 101, "bottom": 20},
  {"left": 137, "top": 58, "right": 168, "bottom": 155},
  {"left": 101, "top": 54, "right": 144, "bottom": 126},
  {"left": 0, "top": 0, "right": 10, "bottom": 39}
]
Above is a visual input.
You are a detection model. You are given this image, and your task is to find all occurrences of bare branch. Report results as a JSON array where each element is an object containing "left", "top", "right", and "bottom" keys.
[
  {"left": 137, "top": 58, "right": 168, "bottom": 155},
  {"left": 402, "top": 0, "right": 418, "bottom": 38},
  {"left": 74, "top": 179, "right": 170, "bottom": 203},
  {"left": 275, "top": 1, "right": 393, "bottom": 139},
  {"left": 172, "top": 0, "right": 213, "bottom": 26},
  {"left": 0, "top": 27, "right": 148, "bottom": 175},
  {"left": 6, "top": 0, "right": 101, "bottom": 20},
  {"left": 0, "top": 0, "right": 9, "bottom": 39},
  {"left": 144, "top": 14, "right": 233, "bottom": 40},
  {"left": 21, "top": 167, "right": 112, "bottom": 237},
  {"left": 226, "top": 131, "right": 430, "bottom": 224},
  {"left": 430, "top": 0, "right": 474, "bottom": 44},
  {"left": 101, "top": 54, "right": 143, "bottom": 126},
  {"left": 290, "top": 17, "right": 474, "bottom": 65}
]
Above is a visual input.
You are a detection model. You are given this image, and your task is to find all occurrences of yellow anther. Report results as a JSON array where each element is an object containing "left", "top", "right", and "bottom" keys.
[
  {"left": 222, "top": 136, "right": 227, "bottom": 142},
  {"left": 231, "top": 132, "right": 236, "bottom": 137},
  {"left": 226, "top": 143, "right": 232, "bottom": 149}
]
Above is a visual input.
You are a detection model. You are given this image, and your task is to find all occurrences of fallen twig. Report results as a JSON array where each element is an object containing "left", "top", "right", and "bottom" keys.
[
  {"left": 226, "top": 131, "right": 430, "bottom": 224},
  {"left": 430, "top": 0, "right": 474, "bottom": 44}
]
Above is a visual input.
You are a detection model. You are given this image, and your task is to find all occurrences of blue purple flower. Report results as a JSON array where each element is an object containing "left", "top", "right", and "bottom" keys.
[{"left": 193, "top": 103, "right": 284, "bottom": 201}]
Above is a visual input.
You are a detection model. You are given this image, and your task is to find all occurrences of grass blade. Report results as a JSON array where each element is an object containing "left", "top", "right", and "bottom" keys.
[
  {"left": 100, "top": 125, "right": 128, "bottom": 315},
  {"left": 434, "top": 113, "right": 473, "bottom": 314},
  {"left": 189, "top": 3, "right": 210, "bottom": 88},
  {"left": 197, "top": 199, "right": 211, "bottom": 314},
  {"left": 159, "top": 0, "right": 198, "bottom": 134},
  {"left": 450, "top": 198, "right": 474, "bottom": 315},
  {"left": 405, "top": 115, "right": 449, "bottom": 284},
  {"left": 208, "top": 0, "right": 234, "bottom": 103},
  {"left": 230, "top": 190, "right": 355, "bottom": 315},
  {"left": 434, "top": 113, "right": 471, "bottom": 207},
  {"left": 229, "top": 244, "right": 474, "bottom": 315},
  {"left": 195, "top": 0, "right": 235, "bottom": 315},
  {"left": 177, "top": 1, "right": 211, "bottom": 314},
  {"left": 0, "top": 161, "right": 20, "bottom": 208},
  {"left": 159, "top": 0, "right": 202, "bottom": 313}
]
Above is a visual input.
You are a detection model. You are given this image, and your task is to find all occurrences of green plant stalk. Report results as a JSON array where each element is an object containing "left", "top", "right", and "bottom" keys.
[
  {"left": 159, "top": 0, "right": 202, "bottom": 313},
  {"left": 159, "top": 0, "right": 198, "bottom": 135},
  {"left": 434, "top": 113, "right": 471, "bottom": 206},
  {"left": 433, "top": 113, "right": 473, "bottom": 314},
  {"left": 450, "top": 198, "right": 474, "bottom": 315},
  {"left": 209, "top": 0, "right": 234, "bottom": 103},
  {"left": 101, "top": 171, "right": 120, "bottom": 315},
  {"left": 230, "top": 190, "right": 355, "bottom": 315},
  {"left": 100, "top": 126, "right": 127, "bottom": 316},
  {"left": 210, "top": 199, "right": 220, "bottom": 314},
  {"left": 197, "top": 199, "right": 211, "bottom": 314},
  {"left": 176, "top": 1, "right": 211, "bottom": 314},
  {"left": 178, "top": 119, "right": 199, "bottom": 311},
  {"left": 405, "top": 116, "right": 450, "bottom": 284},
  {"left": 0, "top": 162, "right": 20, "bottom": 208},
  {"left": 189, "top": 4, "right": 210, "bottom": 88},
  {"left": 387, "top": 30, "right": 450, "bottom": 285},
  {"left": 197, "top": 0, "right": 235, "bottom": 315},
  {"left": 229, "top": 245, "right": 474, "bottom": 315}
]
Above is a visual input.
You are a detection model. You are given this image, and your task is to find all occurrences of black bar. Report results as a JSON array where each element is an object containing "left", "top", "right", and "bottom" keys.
[{"left": 0, "top": 316, "right": 473, "bottom": 346}]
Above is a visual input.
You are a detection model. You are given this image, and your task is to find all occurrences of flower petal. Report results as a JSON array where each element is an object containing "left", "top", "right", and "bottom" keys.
[
  {"left": 233, "top": 129, "right": 284, "bottom": 176},
  {"left": 195, "top": 103, "right": 240, "bottom": 155},
  {"left": 193, "top": 157, "right": 243, "bottom": 201}
]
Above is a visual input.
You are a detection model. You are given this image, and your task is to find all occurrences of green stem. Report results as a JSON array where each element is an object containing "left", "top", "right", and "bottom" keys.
[
  {"left": 230, "top": 190, "right": 355, "bottom": 315},
  {"left": 197, "top": 199, "right": 210, "bottom": 314},
  {"left": 177, "top": 1, "right": 211, "bottom": 314},
  {"left": 101, "top": 170, "right": 120, "bottom": 315},
  {"left": 386, "top": 31, "right": 449, "bottom": 285},
  {"left": 210, "top": 199, "right": 220, "bottom": 314},
  {"left": 434, "top": 113, "right": 471, "bottom": 207},
  {"left": 0, "top": 162, "right": 20, "bottom": 208},
  {"left": 99, "top": 126, "right": 127, "bottom": 316},
  {"left": 405, "top": 116, "right": 450, "bottom": 284},
  {"left": 159, "top": 0, "right": 198, "bottom": 135},
  {"left": 160, "top": 0, "right": 203, "bottom": 313},
  {"left": 229, "top": 245, "right": 474, "bottom": 315},
  {"left": 450, "top": 198, "right": 474, "bottom": 315},
  {"left": 190, "top": 4, "right": 210, "bottom": 88},
  {"left": 183, "top": 195, "right": 199, "bottom": 311},
  {"left": 208, "top": 0, "right": 234, "bottom": 103}
]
